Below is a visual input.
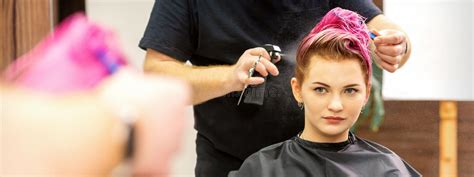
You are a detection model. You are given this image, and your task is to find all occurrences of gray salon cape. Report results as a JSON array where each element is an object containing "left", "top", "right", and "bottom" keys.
[{"left": 229, "top": 132, "right": 421, "bottom": 177}]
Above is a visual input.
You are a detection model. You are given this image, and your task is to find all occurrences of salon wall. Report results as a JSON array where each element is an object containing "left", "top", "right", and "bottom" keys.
[
  {"left": 86, "top": 0, "right": 151, "bottom": 69},
  {"left": 382, "top": 0, "right": 473, "bottom": 101}
]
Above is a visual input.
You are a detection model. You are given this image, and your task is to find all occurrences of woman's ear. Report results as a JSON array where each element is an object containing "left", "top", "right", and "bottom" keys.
[
  {"left": 291, "top": 77, "right": 303, "bottom": 103},
  {"left": 364, "top": 83, "right": 372, "bottom": 104}
]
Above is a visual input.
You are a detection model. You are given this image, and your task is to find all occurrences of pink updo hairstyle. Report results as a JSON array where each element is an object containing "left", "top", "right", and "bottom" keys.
[{"left": 295, "top": 7, "right": 372, "bottom": 89}]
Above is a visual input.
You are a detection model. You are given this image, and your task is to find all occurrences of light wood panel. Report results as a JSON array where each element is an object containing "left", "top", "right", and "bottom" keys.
[
  {"left": 0, "top": 0, "right": 16, "bottom": 71},
  {"left": 0, "top": 0, "right": 52, "bottom": 72},
  {"left": 15, "top": 0, "right": 52, "bottom": 57}
]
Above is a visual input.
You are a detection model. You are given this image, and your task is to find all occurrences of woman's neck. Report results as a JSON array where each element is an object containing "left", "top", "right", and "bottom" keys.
[{"left": 300, "top": 127, "right": 349, "bottom": 143}]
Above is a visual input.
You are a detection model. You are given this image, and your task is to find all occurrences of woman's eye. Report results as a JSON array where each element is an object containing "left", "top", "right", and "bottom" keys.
[
  {"left": 344, "top": 88, "right": 358, "bottom": 94},
  {"left": 314, "top": 87, "right": 327, "bottom": 94}
]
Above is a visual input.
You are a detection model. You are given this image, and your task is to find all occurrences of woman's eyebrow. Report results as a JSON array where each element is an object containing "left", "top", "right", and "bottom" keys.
[
  {"left": 311, "top": 82, "right": 330, "bottom": 87},
  {"left": 311, "top": 82, "right": 361, "bottom": 88},
  {"left": 344, "top": 84, "right": 361, "bottom": 88}
]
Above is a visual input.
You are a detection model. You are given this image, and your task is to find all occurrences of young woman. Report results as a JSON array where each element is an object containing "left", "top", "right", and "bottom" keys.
[{"left": 229, "top": 8, "right": 421, "bottom": 177}]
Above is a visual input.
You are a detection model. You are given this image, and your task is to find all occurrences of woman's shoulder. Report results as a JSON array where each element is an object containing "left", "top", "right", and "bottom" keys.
[
  {"left": 252, "top": 138, "right": 298, "bottom": 160},
  {"left": 353, "top": 136, "right": 398, "bottom": 154},
  {"left": 228, "top": 138, "right": 299, "bottom": 177},
  {"left": 352, "top": 136, "right": 422, "bottom": 176}
]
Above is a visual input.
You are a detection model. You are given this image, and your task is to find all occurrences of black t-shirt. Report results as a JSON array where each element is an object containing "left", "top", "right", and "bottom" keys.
[
  {"left": 139, "top": 0, "right": 382, "bottom": 160},
  {"left": 228, "top": 132, "right": 421, "bottom": 177}
]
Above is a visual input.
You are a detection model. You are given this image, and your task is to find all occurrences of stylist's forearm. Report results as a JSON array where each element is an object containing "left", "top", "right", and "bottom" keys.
[{"left": 144, "top": 57, "right": 238, "bottom": 105}]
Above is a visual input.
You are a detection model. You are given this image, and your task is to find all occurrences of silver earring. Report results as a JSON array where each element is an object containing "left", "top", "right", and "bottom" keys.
[{"left": 298, "top": 102, "right": 304, "bottom": 110}]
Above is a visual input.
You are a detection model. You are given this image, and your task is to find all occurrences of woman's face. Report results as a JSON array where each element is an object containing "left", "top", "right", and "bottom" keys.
[{"left": 291, "top": 55, "right": 368, "bottom": 141}]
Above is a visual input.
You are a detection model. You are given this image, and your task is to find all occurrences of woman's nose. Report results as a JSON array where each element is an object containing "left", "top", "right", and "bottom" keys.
[{"left": 328, "top": 95, "right": 343, "bottom": 112}]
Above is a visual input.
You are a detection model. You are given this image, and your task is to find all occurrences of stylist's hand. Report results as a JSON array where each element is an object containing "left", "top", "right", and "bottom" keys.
[
  {"left": 98, "top": 67, "right": 191, "bottom": 177},
  {"left": 372, "top": 29, "right": 409, "bottom": 73},
  {"left": 230, "top": 47, "right": 280, "bottom": 91}
]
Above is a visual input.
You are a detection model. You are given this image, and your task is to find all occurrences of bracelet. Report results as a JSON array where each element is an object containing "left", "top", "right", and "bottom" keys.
[
  {"left": 98, "top": 93, "right": 137, "bottom": 159},
  {"left": 403, "top": 41, "right": 408, "bottom": 55},
  {"left": 117, "top": 106, "right": 137, "bottom": 158}
]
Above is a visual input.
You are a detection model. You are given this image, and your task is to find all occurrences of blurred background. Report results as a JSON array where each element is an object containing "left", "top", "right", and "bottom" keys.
[{"left": 1, "top": 0, "right": 472, "bottom": 177}]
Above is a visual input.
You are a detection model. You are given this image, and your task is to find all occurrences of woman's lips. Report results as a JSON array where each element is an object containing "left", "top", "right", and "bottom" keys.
[{"left": 323, "top": 116, "right": 345, "bottom": 124}]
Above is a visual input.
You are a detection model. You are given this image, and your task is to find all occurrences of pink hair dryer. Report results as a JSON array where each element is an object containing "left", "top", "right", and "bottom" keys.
[{"left": 3, "top": 13, "right": 127, "bottom": 93}]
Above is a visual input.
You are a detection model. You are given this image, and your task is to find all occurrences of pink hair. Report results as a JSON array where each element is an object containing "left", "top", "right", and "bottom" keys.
[{"left": 295, "top": 7, "right": 372, "bottom": 87}]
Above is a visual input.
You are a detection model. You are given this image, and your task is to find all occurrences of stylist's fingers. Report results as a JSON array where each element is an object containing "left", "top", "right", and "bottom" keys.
[
  {"left": 232, "top": 47, "right": 282, "bottom": 91},
  {"left": 248, "top": 47, "right": 271, "bottom": 60},
  {"left": 237, "top": 70, "right": 264, "bottom": 85},
  {"left": 236, "top": 58, "right": 265, "bottom": 83},
  {"left": 375, "top": 50, "right": 401, "bottom": 66},
  {"left": 373, "top": 30, "right": 405, "bottom": 45},
  {"left": 254, "top": 60, "right": 269, "bottom": 77},
  {"left": 245, "top": 77, "right": 265, "bottom": 85},
  {"left": 375, "top": 44, "right": 404, "bottom": 57},
  {"left": 249, "top": 47, "right": 279, "bottom": 76},
  {"left": 259, "top": 57, "right": 279, "bottom": 76},
  {"left": 378, "top": 58, "right": 399, "bottom": 73}
]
